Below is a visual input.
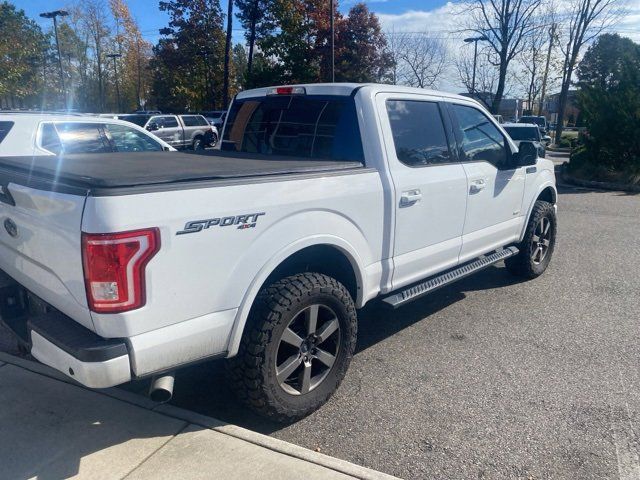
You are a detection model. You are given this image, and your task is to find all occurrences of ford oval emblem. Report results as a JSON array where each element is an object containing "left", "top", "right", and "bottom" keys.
[{"left": 4, "top": 218, "right": 17, "bottom": 238}]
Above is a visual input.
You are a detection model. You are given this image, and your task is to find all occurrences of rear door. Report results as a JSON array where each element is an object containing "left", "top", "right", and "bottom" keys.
[
  {"left": 377, "top": 93, "right": 468, "bottom": 289},
  {"left": 449, "top": 103, "right": 526, "bottom": 262}
]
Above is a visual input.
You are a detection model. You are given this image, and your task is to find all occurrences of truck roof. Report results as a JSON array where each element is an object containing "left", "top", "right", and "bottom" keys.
[
  {"left": 236, "top": 83, "right": 476, "bottom": 105},
  {"left": 0, "top": 150, "right": 364, "bottom": 194}
]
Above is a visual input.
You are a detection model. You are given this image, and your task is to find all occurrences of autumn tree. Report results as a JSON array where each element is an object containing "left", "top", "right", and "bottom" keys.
[
  {"left": 109, "top": 0, "right": 153, "bottom": 111},
  {"left": 70, "top": 0, "right": 111, "bottom": 112},
  {"left": 464, "top": 0, "right": 543, "bottom": 113},
  {"left": 337, "top": 3, "right": 393, "bottom": 83},
  {"left": 0, "top": 2, "right": 48, "bottom": 108},
  {"left": 152, "top": 0, "right": 226, "bottom": 110},
  {"left": 235, "top": 0, "right": 274, "bottom": 83}
]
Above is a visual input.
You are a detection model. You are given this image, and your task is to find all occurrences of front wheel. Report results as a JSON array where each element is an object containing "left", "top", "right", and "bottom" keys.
[
  {"left": 226, "top": 273, "right": 357, "bottom": 422},
  {"left": 192, "top": 137, "right": 204, "bottom": 150},
  {"left": 505, "top": 200, "right": 557, "bottom": 278}
]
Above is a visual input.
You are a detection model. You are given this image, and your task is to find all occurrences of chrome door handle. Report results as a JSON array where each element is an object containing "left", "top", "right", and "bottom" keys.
[
  {"left": 400, "top": 189, "right": 422, "bottom": 207},
  {"left": 469, "top": 179, "right": 486, "bottom": 194}
]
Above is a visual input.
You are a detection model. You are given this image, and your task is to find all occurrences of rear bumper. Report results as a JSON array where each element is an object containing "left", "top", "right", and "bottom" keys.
[{"left": 27, "top": 312, "right": 131, "bottom": 388}]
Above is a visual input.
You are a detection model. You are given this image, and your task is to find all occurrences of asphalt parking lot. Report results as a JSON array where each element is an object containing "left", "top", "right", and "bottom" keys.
[
  {"left": 2, "top": 165, "right": 639, "bottom": 479},
  {"left": 147, "top": 181, "right": 640, "bottom": 479}
]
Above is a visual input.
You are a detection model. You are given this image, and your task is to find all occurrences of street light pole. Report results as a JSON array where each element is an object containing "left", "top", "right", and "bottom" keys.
[
  {"left": 106, "top": 53, "right": 122, "bottom": 112},
  {"left": 330, "top": 0, "right": 335, "bottom": 83},
  {"left": 464, "top": 36, "right": 488, "bottom": 97},
  {"left": 40, "top": 10, "right": 69, "bottom": 109}
]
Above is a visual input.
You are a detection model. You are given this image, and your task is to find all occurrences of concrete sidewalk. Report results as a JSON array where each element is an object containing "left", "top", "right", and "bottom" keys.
[{"left": 0, "top": 354, "right": 397, "bottom": 480}]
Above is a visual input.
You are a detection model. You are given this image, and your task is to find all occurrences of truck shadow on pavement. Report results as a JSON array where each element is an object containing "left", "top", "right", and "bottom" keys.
[{"left": 148, "top": 264, "right": 527, "bottom": 436}]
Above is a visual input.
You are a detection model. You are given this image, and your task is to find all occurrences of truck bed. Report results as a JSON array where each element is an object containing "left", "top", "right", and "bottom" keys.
[{"left": 0, "top": 150, "right": 364, "bottom": 194}]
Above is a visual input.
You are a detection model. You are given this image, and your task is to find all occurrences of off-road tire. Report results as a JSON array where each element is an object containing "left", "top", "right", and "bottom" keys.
[
  {"left": 505, "top": 200, "right": 557, "bottom": 279},
  {"left": 192, "top": 136, "right": 204, "bottom": 150},
  {"left": 226, "top": 273, "right": 357, "bottom": 422}
]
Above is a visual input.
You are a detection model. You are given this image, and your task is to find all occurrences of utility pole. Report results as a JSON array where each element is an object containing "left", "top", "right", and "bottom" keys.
[
  {"left": 223, "top": 0, "right": 234, "bottom": 109},
  {"left": 464, "top": 36, "right": 487, "bottom": 97},
  {"left": 538, "top": 23, "right": 557, "bottom": 117},
  {"left": 330, "top": 0, "right": 335, "bottom": 82},
  {"left": 39, "top": 10, "right": 69, "bottom": 109},
  {"left": 106, "top": 53, "right": 122, "bottom": 112}
]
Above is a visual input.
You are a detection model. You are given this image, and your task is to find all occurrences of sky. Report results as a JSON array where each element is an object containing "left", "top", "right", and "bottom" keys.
[
  {"left": 13, "top": 0, "right": 640, "bottom": 95},
  {"left": 16, "top": 0, "right": 470, "bottom": 45}
]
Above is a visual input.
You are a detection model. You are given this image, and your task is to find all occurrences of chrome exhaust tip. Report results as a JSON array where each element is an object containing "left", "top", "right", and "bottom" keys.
[{"left": 149, "top": 373, "right": 175, "bottom": 403}]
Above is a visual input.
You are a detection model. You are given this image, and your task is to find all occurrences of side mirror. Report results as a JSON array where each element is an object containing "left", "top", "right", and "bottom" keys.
[
  {"left": 514, "top": 141, "right": 537, "bottom": 167},
  {"left": 147, "top": 122, "right": 159, "bottom": 132}
]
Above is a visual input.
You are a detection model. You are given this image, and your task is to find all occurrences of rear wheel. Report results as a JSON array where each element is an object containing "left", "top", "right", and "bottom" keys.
[
  {"left": 226, "top": 273, "right": 357, "bottom": 422},
  {"left": 506, "top": 200, "right": 557, "bottom": 278}
]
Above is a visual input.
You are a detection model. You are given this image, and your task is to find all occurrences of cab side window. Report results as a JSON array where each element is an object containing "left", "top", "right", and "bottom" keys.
[
  {"left": 386, "top": 100, "right": 452, "bottom": 167},
  {"left": 452, "top": 104, "right": 510, "bottom": 169}
]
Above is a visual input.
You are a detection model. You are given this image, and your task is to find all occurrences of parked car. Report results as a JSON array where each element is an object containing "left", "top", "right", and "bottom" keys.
[
  {"left": 0, "top": 113, "right": 174, "bottom": 156},
  {"left": 200, "top": 110, "right": 227, "bottom": 130},
  {"left": 503, "top": 123, "right": 547, "bottom": 158},
  {"left": 144, "top": 114, "right": 217, "bottom": 150},
  {"left": 134, "top": 110, "right": 162, "bottom": 115},
  {"left": 518, "top": 115, "right": 548, "bottom": 134},
  {"left": 0, "top": 83, "right": 557, "bottom": 422}
]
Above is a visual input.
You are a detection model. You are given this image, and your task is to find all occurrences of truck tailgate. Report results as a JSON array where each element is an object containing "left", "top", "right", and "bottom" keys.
[{"left": 0, "top": 175, "right": 93, "bottom": 330}]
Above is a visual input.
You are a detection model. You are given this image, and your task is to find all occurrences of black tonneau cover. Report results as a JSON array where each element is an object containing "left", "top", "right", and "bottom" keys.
[{"left": 0, "top": 150, "right": 363, "bottom": 189}]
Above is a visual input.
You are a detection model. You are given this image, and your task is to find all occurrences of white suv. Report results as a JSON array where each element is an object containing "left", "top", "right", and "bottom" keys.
[{"left": 0, "top": 113, "right": 174, "bottom": 156}]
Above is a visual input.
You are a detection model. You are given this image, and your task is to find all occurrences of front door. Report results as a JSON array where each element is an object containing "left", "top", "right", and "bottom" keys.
[
  {"left": 378, "top": 94, "right": 469, "bottom": 290},
  {"left": 448, "top": 104, "right": 526, "bottom": 262}
]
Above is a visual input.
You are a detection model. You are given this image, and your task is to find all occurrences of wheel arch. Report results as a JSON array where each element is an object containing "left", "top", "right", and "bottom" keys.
[
  {"left": 519, "top": 182, "right": 557, "bottom": 242},
  {"left": 225, "top": 237, "right": 366, "bottom": 358}
]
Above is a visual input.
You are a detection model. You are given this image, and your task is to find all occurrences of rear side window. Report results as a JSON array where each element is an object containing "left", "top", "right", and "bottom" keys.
[
  {"left": 0, "top": 121, "right": 14, "bottom": 144},
  {"left": 40, "top": 123, "right": 111, "bottom": 155},
  {"left": 104, "top": 124, "right": 163, "bottom": 152},
  {"left": 386, "top": 100, "right": 452, "bottom": 167},
  {"left": 181, "top": 115, "right": 202, "bottom": 127},
  {"left": 153, "top": 116, "right": 178, "bottom": 128},
  {"left": 222, "top": 95, "right": 364, "bottom": 162},
  {"left": 452, "top": 105, "right": 509, "bottom": 169}
]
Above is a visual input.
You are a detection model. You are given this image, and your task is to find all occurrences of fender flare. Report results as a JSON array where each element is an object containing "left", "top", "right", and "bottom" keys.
[
  {"left": 519, "top": 180, "right": 557, "bottom": 242},
  {"left": 225, "top": 235, "right": 367, "bottom": 357}
]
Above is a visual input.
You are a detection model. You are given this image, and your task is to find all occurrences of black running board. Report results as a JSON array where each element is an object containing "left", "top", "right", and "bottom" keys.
[{"left": 382, "top": 247, "right": 520, "bottom": 308}]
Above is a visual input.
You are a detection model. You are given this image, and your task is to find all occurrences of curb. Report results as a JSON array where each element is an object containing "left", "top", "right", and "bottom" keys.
[
  {"left": 561, "top": 172, "right": 640, "bottom": 193},
  {"left": 0, "top": 352, "right": 398, "bottom": 480}
]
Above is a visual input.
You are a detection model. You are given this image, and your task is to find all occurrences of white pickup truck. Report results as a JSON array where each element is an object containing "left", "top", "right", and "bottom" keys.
[{"left": 0, "top": 84, "right": 557, "bottom": 421}]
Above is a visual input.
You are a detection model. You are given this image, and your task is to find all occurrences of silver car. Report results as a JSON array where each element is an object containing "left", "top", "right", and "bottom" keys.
[{"left": 145, "top": 114, "right": 216, "bottom": 150}]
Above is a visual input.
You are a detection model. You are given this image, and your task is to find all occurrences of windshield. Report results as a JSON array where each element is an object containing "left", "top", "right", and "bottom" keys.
[
  {"left": 222, "top": 95, "right": 364, "bottom": 162},
  {"left": 504, "top": 126, "right": 540, "bottom": 141}
]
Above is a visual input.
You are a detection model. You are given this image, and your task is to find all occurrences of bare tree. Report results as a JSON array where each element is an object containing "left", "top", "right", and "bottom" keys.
[
  {"left": 516, "top": 21, "right": 551, "bottom": 113},
  {"left": 455, "top": 49, "right": 502, "bottom": 108},
  {"left": 554, "top": 0, "right": 620, "bottom": 141},
  {"left": 71, "top": 0, "right": 110, "bottom": 112},
  {"left": 464, "top": 0, "right": 543, "bottom": 113},
  {"left": 386, "top": 32, "right": 447, "bottom": 88}
]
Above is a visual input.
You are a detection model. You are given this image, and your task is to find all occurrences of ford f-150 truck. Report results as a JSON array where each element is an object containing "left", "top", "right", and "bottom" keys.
[{"left": 0, "top": 84, "right": 557, "bottom": 421}]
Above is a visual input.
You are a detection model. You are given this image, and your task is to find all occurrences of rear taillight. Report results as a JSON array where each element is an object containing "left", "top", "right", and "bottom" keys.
[{"left": 82, "top": 228, "right": 160, "bottom": 313}]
